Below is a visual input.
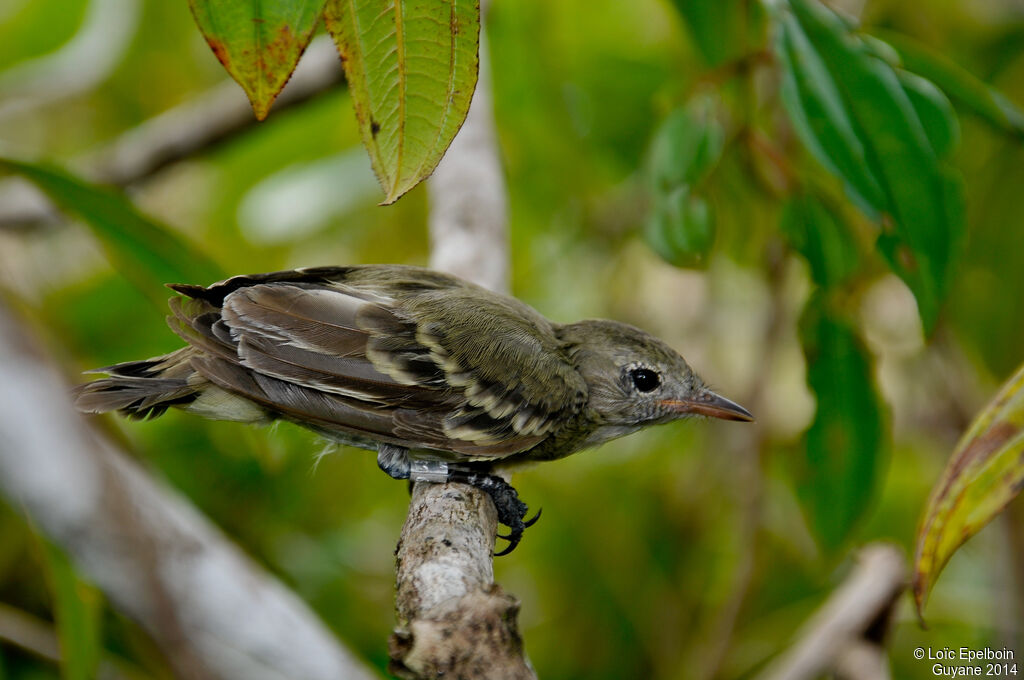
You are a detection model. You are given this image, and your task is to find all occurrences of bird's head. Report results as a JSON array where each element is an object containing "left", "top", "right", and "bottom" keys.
[{"left": 559, "top": 320, "right": 753, "bottom": 433}]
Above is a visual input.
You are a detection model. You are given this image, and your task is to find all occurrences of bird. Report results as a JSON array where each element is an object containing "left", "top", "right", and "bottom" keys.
[{"left": 74, "top": 265, "right": 753, "bottom": 553}]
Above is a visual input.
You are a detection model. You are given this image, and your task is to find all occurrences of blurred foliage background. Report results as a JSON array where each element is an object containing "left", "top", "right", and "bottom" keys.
[{"left": 1, "top": 0, "right": 1023, "bottom": 678}]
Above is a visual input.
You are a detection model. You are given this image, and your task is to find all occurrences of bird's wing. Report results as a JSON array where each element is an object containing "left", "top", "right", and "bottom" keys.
[
  {"left": 169, "top": 268, "right": 587, "bottom": 459},
  {"left": 375, "top": 285, "right": 589, "bottom": 446}
]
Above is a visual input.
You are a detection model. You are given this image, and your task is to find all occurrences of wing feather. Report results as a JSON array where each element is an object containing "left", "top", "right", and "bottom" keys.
[
  {"left": 191, "top": 356, "right": 399, "bottom": 443},
  {"left": 236, "top": 335, "right": 431, "bottom": 403},
  {"left": 221, "top": 285, "right": 371, "bottom": 356}
]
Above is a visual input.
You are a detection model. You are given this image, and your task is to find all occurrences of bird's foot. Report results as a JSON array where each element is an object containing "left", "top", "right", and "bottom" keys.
[
  {"left": 376, "top": 445, "right": 540, "bottom": 555},
  {"left": 446, "top": 468, "right": 541, "bottom": 556}
]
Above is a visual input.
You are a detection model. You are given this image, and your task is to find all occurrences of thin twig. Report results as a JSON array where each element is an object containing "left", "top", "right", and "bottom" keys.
[
  {"left": 754, "top": 543, "right": 907, "bottom": 680},
  {"left": 0, "top": 602, "right": 61, "bottom": 667},
  {"left": 0, "top": 601, "right": 149, "bottom": 680}
]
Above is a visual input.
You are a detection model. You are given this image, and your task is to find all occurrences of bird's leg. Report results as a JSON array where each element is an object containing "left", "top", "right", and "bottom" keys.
[
  {"left": 377, "top": 444, "right": 412, "bottom": 479},
  {"left": 375, "top": 445, "right": 539, "bottom": 555},
  {"left": 377, "top": 445, "right": 439, "bottom": 495}
]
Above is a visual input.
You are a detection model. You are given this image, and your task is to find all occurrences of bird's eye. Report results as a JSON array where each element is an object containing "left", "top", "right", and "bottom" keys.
[{"left": 629, "top": 367, "right": 661, "bottom": 393}]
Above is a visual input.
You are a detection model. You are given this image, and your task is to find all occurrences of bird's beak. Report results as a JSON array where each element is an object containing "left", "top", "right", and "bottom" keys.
[{"left": 659, "top": 390, "right": 754, "bottom": 422}]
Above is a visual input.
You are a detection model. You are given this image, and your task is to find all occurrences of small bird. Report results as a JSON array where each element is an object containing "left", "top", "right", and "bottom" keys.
[{"left": 75, "top": 265, "right": 752, "bottom": 553}]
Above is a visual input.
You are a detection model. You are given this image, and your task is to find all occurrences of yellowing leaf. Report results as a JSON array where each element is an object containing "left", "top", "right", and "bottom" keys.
[
  {"left": 324, "top": 0, "right": 480, "bottom": 204},
  {"left": 189, "top": 0, "right": 327, "bottom": 120},
  {"left": 913, "top": 362, "right": 1024, "bottom": 618}
]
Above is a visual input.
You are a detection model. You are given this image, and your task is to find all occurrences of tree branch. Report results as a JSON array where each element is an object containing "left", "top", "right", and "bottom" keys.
[
  {"left": 0, "top": 36, "right": 344, "bottom": 231},
  {"left": 389, "top": 484, "right": 532, "bottom": 680},
  {"left": 754, "top": 543, "right": 907, "bottom": 680},
  {"left": 0, "top": 299, "right": 379, "bottom": 680},
  {"left": 389, "top": 14, "right": 535, "bottom": 679}
]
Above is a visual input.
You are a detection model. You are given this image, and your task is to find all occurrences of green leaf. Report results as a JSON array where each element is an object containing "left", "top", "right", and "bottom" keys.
[
  {"left": 898, "top": 70, "right": 960, "bottom": 159},
  {"left": 0, "top": 158, "right": 224, "bottom": 299},
  {"left": 877, "top": 30, "right": 1024, "bottom": 140},
  {"left": 796, "top": 294, "right": 885, "bottom": 552},
  {"left": 913, "top": 362, "right": 1024, "bottom": 619},
  {"left": 773, "top": 0, "right": 966, "bottom": 333},
  {"left": 780, "top": 193, "right": 858, "bottom": 289},
  {"left": 875, "top": 166, "right": 965, "bottom": 323},
  {"left": 324, "top": 0, "right": 480, "bottom": 204},
  {"left": 643, "top": 96, "right": 722, "bottom": 269},
  {"left": 42, "top": 541, "right": 102, "bottom": 680},
  {"left": 645, "top": 187, "right": 716, "bottom": 269},
  {"left": 188, "top": 0, "right": 327, "bottom": 120},
  {"left": 669, "top": 0, "right": 762, "bottom": 67},
  {"left": 861, "top": 34, "right": 901, "bottom": 68},
  {"left": 648, "top": 95, "right": 725, "bottom": 191},
  {"left": 774, "top": 9, "right": 884, "bottom": 217}
]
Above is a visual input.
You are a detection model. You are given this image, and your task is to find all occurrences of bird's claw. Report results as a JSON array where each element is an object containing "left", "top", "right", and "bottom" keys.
[
  {"left": 484, "top": 477, "right": 536, "bottom": 556},
  {"left": 493, "top": 509, "right": 541, "bottom": 540},
  {"left": 493, "top": 541, "right": 518, "bottom": 557},
  {"left": 447, "top": 467, "right": 539, "bottom": 556}
]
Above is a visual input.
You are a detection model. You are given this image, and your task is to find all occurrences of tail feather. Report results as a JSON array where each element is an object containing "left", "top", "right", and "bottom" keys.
[
  {"left": 74, "top": 350, "right": 199, "bottom": 419},
  {"left": 85, "top": 357, "right": 168, "bottom": 377}
]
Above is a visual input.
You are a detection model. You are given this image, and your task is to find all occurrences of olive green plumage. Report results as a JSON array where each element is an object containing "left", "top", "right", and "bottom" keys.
[{"left": 75, "top": 265, "right": 752, "bottom": 469}]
